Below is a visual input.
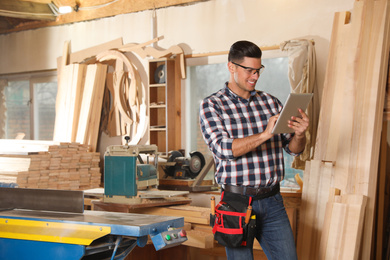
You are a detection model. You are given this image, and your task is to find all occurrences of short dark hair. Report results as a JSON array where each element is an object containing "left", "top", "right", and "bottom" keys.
[{"left": 228, "top": 40, "right": 262, "bottom": 63}]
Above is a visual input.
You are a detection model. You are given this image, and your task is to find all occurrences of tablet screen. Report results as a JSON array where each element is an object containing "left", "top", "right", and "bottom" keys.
[{"left": 271, "top": 93, "right": 313, "bottom": 134}]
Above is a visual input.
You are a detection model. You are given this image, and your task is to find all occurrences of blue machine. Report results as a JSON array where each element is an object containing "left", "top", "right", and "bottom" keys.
[
  {"left": 0, "top": 187, "right": 187, "bottom": 260},
  {"left": 104, "top": 144, "right": 159, "bottom": 203}
]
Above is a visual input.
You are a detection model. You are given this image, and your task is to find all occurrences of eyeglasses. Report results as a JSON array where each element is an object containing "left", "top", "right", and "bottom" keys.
[{"left": 231, "top": 61, "right": 265, "bottom": 75}]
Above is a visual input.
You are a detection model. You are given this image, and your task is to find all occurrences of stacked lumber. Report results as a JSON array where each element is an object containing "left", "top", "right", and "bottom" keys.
[
  {"left": 11, "top": 142, "right": 101, "bottom": 191},
  {"left": 0, "top": 156, "right": 31, "bottom": 184},
  {"left": 0, "top": 139, "right": 59, "bottom": 155},
  {"left": 0, "top": 140, "right": 59, "bottom": 184},
  {"left": 297, "top": 0, "right": 390, "bottom": 259}
]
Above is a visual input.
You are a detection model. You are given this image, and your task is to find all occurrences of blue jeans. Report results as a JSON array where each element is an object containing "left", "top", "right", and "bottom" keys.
[{"left": 225, "top": 193, "right": 297, "bottom": 260}]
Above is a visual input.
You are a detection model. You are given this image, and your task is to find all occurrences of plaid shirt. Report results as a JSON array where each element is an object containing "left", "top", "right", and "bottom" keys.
[{"left": 199, "top": 83, "right": 297, "bottom": 188}]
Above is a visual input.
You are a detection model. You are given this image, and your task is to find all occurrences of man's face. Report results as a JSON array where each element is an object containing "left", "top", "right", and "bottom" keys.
[{"left": 228, "top": 57, "right": 262, "bottom": 98}]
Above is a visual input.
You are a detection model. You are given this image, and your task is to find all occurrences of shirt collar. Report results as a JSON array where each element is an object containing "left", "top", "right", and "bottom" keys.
[{"left": 224, "top": 82, "right": 257, "bottom": 103}]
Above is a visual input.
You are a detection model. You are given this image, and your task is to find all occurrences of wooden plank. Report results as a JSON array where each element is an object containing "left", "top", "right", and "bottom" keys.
[
  {"left": 70, "top": 65, "right": 88, "bottom": 142},
  {"left": 376, "top": 121, "right": 388, "bottom": 259},
  {"left": 69, "top": 64, "right": 87, "bottom": 142},
  {"left": 53, "top": 65, "right": 71, "bottom": 141},
  {"left": 92, "top": 198, "right": 191, "bottom": 212},
  {"left": 53, "top": 64, "right": 87, "bottom": 142},
  {"left": 297, "top": 160, "right": 311, "bottom": 258},
  {"left": 76, "top": 64, "right": 101, "bottom": 145},
  {"left": 0, "top": 139, "right": 59, "bottom": 154},
  {"left": 0, "top": 157, "right": 31, "bottom": 171},
  {"left": 321, "top": 194, "right": 367, "bottom": 260},
  {"left": 85, "top": 64, "right": 107, "bottom": 152},
  {"left": 333, "top": 2, "right": 365, "bottom": 192},
  {"left": 313, "top": 11, "right": 351, "bottom": 161},
  {"left": 324, "top": 200, "right": 346, "bottom": 259},
  {"left": 323, "top": 11, "right": 353, "bottom": 165},
  {"left": 340, "top": 195, "right": 367, "bottom": 260},
  {"left": 297, "top": 160, "right": 335, "bottom": 259},
  {"left": 183, "top": 230, "right": 214, "bottom": 249},
  {"left": 319, "top": 188, "right": 341, "bottom": 260},
  {"left": 56, "top": 40, "right": 70, "bottom": 99},
  {"left": 132, "top": 205, "right": 210, "bottom": 225},
  {"left": 159, "top": 179, "right": 213, "bottom": 187}
]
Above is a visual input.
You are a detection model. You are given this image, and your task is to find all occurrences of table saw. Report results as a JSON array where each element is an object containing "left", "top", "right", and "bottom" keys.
[{"left": 0, "top": 187, "right": 187, "bottom": 260}]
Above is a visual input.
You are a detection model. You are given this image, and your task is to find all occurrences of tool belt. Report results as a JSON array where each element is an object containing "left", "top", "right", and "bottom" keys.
[
  {"left": 210, "top": 191, "right": 256, "bottom": 248},
  {"left": 222, "top": 183, "right": 280, "bottom": 199}
]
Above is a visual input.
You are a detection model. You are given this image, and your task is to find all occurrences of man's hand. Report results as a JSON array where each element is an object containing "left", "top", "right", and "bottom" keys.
[
  {"left": 264, "top": 114, "right": 280, "bottom": 136},
  {"left": 287, "top": 108, "right": 309, "bottom": 154},
  {"left": 288, "top": 108, "right": 309, "bottom": 137}
]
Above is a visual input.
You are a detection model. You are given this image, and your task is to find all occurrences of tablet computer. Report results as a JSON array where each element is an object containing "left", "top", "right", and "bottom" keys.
[{"left": 271, "top": 93, "right": 313, "bottom": 134}]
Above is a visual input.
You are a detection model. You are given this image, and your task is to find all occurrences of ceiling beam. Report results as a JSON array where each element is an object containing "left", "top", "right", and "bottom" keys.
[
  {"left": 17, "top": 0, "right": 52, "bottom": 3},
  {"left": 0, "top": 0, "right": 205, "bottom": 34},
  {"left": 0, "top": 0, "right": 55, "bottom": 21},
  {"left": 55, "top": 0, "right": 203, "bottom": 23}
]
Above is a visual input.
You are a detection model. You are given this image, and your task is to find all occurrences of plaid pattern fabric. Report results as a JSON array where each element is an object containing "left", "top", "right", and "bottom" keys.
[{"left": 199, "top": 83, "right": 297, "bottom": 187}]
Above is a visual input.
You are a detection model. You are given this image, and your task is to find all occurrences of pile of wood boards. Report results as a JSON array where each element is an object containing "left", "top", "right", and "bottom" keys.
[
  {"left": 0, "top": 140, "right": 59, "bottom": 184},
  {"left": 0, "top": 141, "right": 101, "bottom": 191},
  {"left": 297, "top": 0, "right": 390, "bottom": 259}
]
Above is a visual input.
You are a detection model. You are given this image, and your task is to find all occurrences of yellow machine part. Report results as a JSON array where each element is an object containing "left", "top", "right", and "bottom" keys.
[{"left": 0, "top": 218, "right": 111, "bottom": 245}]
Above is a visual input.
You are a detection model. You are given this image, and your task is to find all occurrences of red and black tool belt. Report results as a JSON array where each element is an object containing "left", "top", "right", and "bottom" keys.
[{"left": 210, "top": 191, "right": 256, "bottom": 248}]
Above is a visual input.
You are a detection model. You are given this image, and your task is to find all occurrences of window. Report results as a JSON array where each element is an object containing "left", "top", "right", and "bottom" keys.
[
  {"left": 183, "top": 52, "right": 303, "bottom": 189},
  {"left": 1, "top": 73, "right": 57, "bottom": 140}
]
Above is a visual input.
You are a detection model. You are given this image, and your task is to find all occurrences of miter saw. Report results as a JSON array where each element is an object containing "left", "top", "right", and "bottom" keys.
[{"left": 163, "top": 150, "right": 206, "bottom": 179}]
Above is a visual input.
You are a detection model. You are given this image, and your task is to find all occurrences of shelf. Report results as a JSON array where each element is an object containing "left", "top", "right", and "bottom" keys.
[
  {"left": 150, "top": 105, "right": 166, "bottom": 109},
  {"left": 148, "top": 58, "right": 181, "bottom": 155},
  {"left": 150, "top": 84, "right": 166, "bottom": 88},
  {"left": 150, "top": 127, "right": 167, "bottom": 132}
]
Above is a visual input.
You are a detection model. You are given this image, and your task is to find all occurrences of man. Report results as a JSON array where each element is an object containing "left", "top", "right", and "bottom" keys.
[{"left": 199, "top": 40, "right": 309, "bottom": 260}]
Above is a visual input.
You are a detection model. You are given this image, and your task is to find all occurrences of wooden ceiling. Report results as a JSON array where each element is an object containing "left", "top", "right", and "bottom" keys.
[{"left": 0, "top": 0, "right": 204, "bottom": 35}]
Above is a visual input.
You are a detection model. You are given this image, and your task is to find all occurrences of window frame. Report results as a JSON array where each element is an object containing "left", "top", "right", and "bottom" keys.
[{"left": 0, "top": 70, "right": 57, "bottom": 140}]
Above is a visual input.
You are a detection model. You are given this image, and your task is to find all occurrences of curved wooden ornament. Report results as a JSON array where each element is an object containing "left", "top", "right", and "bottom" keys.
[{"left": 96, "top": 50, "right": 145, "bottom": 144}]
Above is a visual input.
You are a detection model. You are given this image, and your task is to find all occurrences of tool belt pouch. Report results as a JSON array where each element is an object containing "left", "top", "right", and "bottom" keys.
[{"left": 210, "top": 191, "right": 254, "bottom": 248}]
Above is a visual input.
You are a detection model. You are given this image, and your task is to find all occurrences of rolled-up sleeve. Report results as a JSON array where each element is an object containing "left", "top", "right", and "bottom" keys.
[
  {"left": 199, "top": 98, "right": 235, "bottom": 161},
  {"left": 282, "top": 133, "right": 302, "bottom": 156}
]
